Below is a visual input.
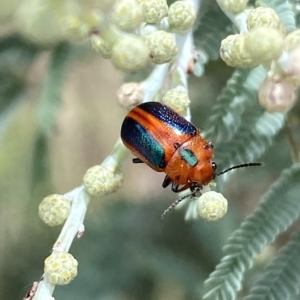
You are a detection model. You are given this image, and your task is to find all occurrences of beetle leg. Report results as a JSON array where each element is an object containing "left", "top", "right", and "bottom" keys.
[
  {"left": 162, "top": 175, "right": 172, "bottom": 188},
  {"left": 172, "top": 182, "right": 180, "bottom": 192},
  {"left": 163, "top": 176, "right": 190, "bottom": 192},
  {"left": 190, "top": 182, "right": 202, "bottom": 195},
  {"left": 172, "top": 182, "right": 191, "bottom": 193},
  {"left": 132, "top": 157, "right": 144, "bottom": 164},
  {"left": 173, "top": 142, "right": 180, "bottom": 149},
  {"left": 161, "top": 183, "right": 203, "bottom": 218}
]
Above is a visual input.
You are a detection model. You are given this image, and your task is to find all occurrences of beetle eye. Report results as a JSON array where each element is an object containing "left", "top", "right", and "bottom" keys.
[
  {"left": 212, "top": 162, "right": 217, "bottom": 170},
  {"left": 205, "top": 142, "right": 214, "bottom": 150}
]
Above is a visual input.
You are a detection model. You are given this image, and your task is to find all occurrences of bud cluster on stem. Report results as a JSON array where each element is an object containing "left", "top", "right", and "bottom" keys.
[{"left": 217, "top": 2, "right": 300, "bottom": 113}]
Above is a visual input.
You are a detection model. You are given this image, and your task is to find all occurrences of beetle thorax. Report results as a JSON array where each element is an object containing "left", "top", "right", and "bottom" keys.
[{"left": 164, "top": 136, "right": 215, "bottom": 187}]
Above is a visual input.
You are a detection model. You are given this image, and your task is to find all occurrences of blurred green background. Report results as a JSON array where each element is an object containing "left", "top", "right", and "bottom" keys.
[{"left": 0, "top": 1, "right": 298, "bottom": 300}]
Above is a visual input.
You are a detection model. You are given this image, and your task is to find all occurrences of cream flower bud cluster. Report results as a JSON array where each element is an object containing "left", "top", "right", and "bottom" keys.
[
  {"left": 219, "top": 0, "right": 249, "bottom": 14},
  {"left": 258, "top": 29, "right": 300, "bottom": 113},
  {"left": 162, "top": 86, "right": 190, "bottom": 114},
  {"left": 44, "top": 252, "right": 78, "bottom": 285},
  {"left": 219, "top": 6, "right": 300, "bottom": 113},
  {"left": 220, "top": 7, "right": 285, "bottom": 69},
  {"left": 39, "top": 194, "right": 71, "bottom": 226},
  {"left": 39, "top": 194, "right": 79, "bottom": 285},
  {"left": 83, "top": 165, "right": 124, "bottom": 197},
  {"left": 89, "top": 0, "right": 197, "bottom": 72},
  {"left": 197, "top": 191, "right": 228, "bottom": 221}
]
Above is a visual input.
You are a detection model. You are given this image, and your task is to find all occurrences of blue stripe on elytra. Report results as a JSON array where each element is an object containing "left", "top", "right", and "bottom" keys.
[
  {"left": 139, "top": 102, "right": 197, "bottom": 135},
  {"left": 121, "top": 117, "right": 166, "bottom": 169}
]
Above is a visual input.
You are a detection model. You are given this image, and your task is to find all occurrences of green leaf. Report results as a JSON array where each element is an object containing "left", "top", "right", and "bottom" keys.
[
  {"left": 0, "top": 72, "right": 25, "bottom": 111},
  {"left": 0, "top": 34, "right": 40, "bottom": 145},
  {"left": 0, "top": 96, "right": 23, "bottom": 141},
  {"left": 203, "top": 67, "right": 285, "bottom": 180},
  {"left": 295, "top": 6, "right": 300, "bottom": 28},
  {"left": 38, "top": 42, "right": 72, "bottom": 135},
  {"left": 194, "top": 6, "right": 232, "bottom": 61},
  {"left": 203, "top": 165, "right": 300, "bottom": 300},
  {"left": 0, "top": 34, "right": 39, "bottom": 113},
  {"left": 204, "top": 66, "right": 267, "bottom": 143},
  {"left": 244, "top": 229, "right": 300, "bottom": 300},
  {"left": 30, "top": 132, "right": 54, "bottom": 202},
  {"left": 0, "top": 34, "right": 39, "bottom": 74},
  {"left": 215, "top": 110, "right": 285, "bottom": 177}
]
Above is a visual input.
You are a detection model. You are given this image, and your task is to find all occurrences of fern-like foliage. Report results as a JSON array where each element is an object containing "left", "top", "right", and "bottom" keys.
[
  {"left": 204, "top": 66, "right": 266, "bottom": 143},
  {"left": 215, "top": 110, "right": 285, "bottom": 177},
  {"left": 203, "top": 164, "right": 300, "bottom": 300},
  {"left": 0, "top": 97, "right": 24, "bottom": 142},
  {"left": 0, "top": 34, "right": 39, "bottom": 72},
  {"left": 0, "top": 34, "right": 38, "bottom": 124},
  {"left": 295, "top": 6, "right": 300, "bottom": 28},
  {"left": 30, "top": 132, "right": 54, "bottom": 202},
  {"left": 194, "top": 6, "right": 232, "bottom": 61},
  {"left": 38, "top": 42, "right": 72, "bottom": 135},
  {"left": 32, "top": 42, "right": 71, "bottom": 200},
  {"left": 244, "top": 229, "right": 300, "bottom": 300}
]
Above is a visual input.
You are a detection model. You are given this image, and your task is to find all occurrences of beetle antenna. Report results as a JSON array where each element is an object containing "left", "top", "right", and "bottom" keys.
[
  {"left": 161, "top": 187, "right": 201, "bottom": 219},
  {"left": 162, "top": 163, "right": 262, "bottom": 219},
  {"left": 217, "top": 162, "right": 262, "bottom": 176},
  {"left": 161, "top": 198, "right": 184, "bottom": 219}
]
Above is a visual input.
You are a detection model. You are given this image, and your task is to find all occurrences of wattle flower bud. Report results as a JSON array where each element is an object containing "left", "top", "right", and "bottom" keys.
[
  {"left": 258, "top": 76, "right": 297, "bottom": 113},
  {"left": 145, "top": 30, "right": 177, "bottom": 64},
  {"left": 197, "top": 191, "right": 228, "bottom": 221}
]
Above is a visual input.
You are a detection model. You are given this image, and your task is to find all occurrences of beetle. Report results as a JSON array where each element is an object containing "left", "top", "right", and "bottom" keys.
[{"left": 121, "top": 101, "right": 260, "bottom": 196}]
